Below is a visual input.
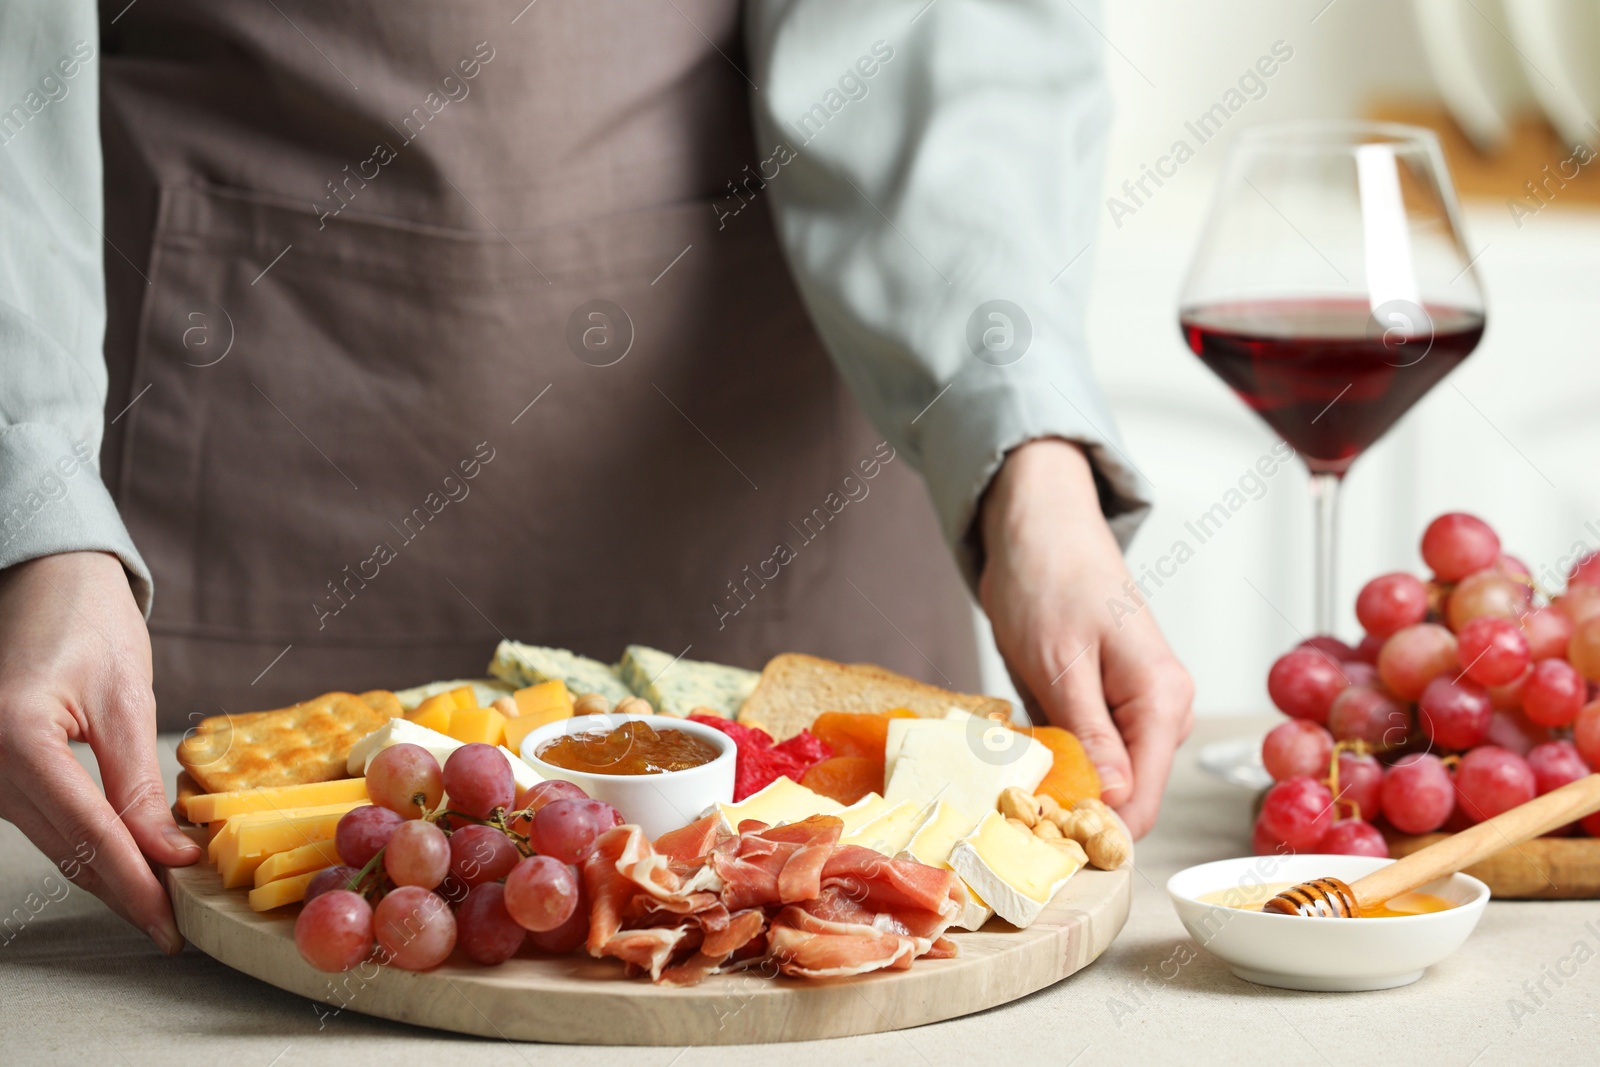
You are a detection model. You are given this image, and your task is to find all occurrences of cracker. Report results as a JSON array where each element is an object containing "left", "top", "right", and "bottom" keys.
[{"left": 176, "top": 691, "right": 392, "bottom": 793}]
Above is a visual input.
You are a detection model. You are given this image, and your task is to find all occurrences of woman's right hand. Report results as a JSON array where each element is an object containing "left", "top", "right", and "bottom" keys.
[{"left": 0, "top": 551, "right": 199, "bottom": 953}]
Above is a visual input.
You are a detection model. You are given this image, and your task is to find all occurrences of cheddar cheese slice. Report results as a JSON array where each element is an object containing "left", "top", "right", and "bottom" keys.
[
  {"left": 185, "top": 778, "right": 369, "bottom": 824},
  {"left": 253, "top": 839, "right": 340, "bottom": 888},
  {"left": 248, "top": 869, "right": 320, "bottom": 912},
  {"left": 207, "top": 800, "right": 364, "bottom": 863}
]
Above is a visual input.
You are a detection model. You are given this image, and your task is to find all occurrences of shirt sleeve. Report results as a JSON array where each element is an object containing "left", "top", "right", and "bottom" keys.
[
  {"left": 745, "top": 0, "right": 1150, "bottom": 587},
  {"left": 0, "top": 1, "right": 151, "bottom": 612}
]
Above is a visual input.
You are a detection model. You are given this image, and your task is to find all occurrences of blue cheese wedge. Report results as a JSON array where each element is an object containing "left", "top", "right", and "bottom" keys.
[
  {"left": 618, "top": 645, "right": 759, "bottom": 718},
  {"left": 394, "top": 677, "right": 512, "bottom": 710},
  {"left": 489, "top": 641, "right": 631, "bottom": 704},
  {"left": 713, "top": 776, "right": 843, "bottom": 833},
  {"left": 345, "top": 719, "right": 541, "bottom": 792},
  {"left": 900, "top": 800, "right": 994, "bottom": 930},
  {"left": 948, "top": 811, "right": 1083, "bottom": 929}
]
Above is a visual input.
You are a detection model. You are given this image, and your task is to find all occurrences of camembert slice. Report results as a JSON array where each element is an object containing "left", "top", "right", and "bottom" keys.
[
  {"left": 713, "top": 777, "right": 842, "bottom": 833},
  {"left": 900, "top": 800, "right": 994, "bottom": 930},
  {"left": 835, "top": 793, "right": 893, "bottom": 836},
  {"left": 840, "top": 799, "right": 931, "bottom": 854},
  {"left": 947, "top": 811, "right": 1083, "bottom": 929}
]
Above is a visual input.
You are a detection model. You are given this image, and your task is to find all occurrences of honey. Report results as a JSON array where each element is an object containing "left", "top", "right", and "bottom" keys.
[
  {"left": 1198, "top": 882, "right": 1456, "bottom": 917},
  {"left": 537, "top": 720, "right": 720, "bottom": 775}
]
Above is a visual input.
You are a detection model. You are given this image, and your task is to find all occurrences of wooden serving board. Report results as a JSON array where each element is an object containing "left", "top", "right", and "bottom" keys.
[
  {"left": 1385, "top": 831, "right": 1600, "bottom": 899},
  {"left": 166, "top": 857, "right": 1130, "bottom": 1044}
]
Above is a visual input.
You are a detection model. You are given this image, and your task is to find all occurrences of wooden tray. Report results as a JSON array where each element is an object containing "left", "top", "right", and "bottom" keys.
[
  {"left": 1384, "top": 831, "right": 1600, "bottom": 899},
  {"left": 165, "top": 855, "right": 1130, "bottom": 1044}
]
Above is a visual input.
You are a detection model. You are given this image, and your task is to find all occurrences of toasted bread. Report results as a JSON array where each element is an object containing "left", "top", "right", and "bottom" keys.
[
  {"left": 736, "top": 653, "right": 998, "bottom": 740},
  {"left": 176, "top": 691, "right": 397, "bottom": 793}
]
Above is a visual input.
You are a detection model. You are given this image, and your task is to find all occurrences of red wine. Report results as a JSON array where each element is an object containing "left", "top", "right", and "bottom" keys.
[{"left": 1181, "top": 297, "right": 1484, "bottom": 475}]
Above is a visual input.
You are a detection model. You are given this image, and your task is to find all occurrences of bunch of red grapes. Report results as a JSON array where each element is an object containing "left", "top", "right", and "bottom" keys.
[
  {"left": 1257, "top": 512, "right": 1600, "bottom": 857},
  {"left": 293, "top": 742, "right": 622, "bottom": 973}
]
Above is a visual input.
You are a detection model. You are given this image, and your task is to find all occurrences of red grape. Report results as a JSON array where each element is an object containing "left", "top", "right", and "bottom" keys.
[
  {"left": 1455, "top": 616, "right": 1530, "bottom": 687},
  {"left": 1497, "top": 553, "right": 1532, "bottom": 583},
  {"left": 527, "top": 889, "right": 591, "bottom": 954},
  {"left": 515, "top": 778, "right": 589, "bottom": 813},
  {"left": 1262, "top": 720, "right": 1334, "bottom": 782},
  {"left": 1526, "top": 740, "right": 1590, "bottom": 796},
  {"left": 1523, "top": 658, "right": 1585, "bottom": 727},
  {"left": 295, "top": 889, "right": 373, "bottom": 972},
  {"left": 1567, "top": 616, "right": 1600, "bottom": 683},
  {"left": 1258, "top": 777, "right": 1334, "bottom": 850},
  {"left": 1522, "top": 606, "right": 1574, "bottom": 661},
  {"left": 1486, "top": 667, "right": 1531, "bottom": 711},
  {"left": 1568, "top": 550, "right": 1600, "bottom": 589},
  {"left": 455, "top": 883, "right": 527, "bottom": 965},
  {"left": 1556, "top": 585, "right": 1600, "bottom": 626},
  {"left": 1356, "top": 573, "right": 1428, "bottom": 638},
  {"left": 503, "top": 855, "right": 581, "bottom": 932},
  {"left": 448, "top": 823, "right": 522, "bottom": 887},
  {"left": 1341, "top": 661, "right": 1379, "bottom": 688},
  {"left": 1327, "top": 685, "right": 1410, "bottom": 748},
  {"left": 384, "top": 819, "right": 451, "bottom": 888},
  {"left": 1484, "top": 708, "right": 1549, "bottom": 755},
  {"left": 1251, "top": 818, "right": 1293, "bottom": 857},
  {"left": 1299, "top": 635, "right": 1358, "bottom": 661},
  {"left": 1576, "top": 700, "right": 1600, "bottom": 767},
  {"left": 1418, "top": 676, "right": 1492, "bottom": 750},
  {"left": 1381, "top": 754, "right": 1454, "bottom": 834},
  {"left": 1352, "top": 633, "right": 1386, "bottom": 665},
  {"left": 533, "top": 799, "right": 623, "bottom": 865},
  {"left": 373, "top": 886, "right": 456, "bottom": 971},
  {"left": 1453, "top": 746, "right": 1535, "bottom": 824},
  {"left": 443, "top": 743, "right": 515, "bottom": 819},
  {"left": 335, "top": 805, "right": 406, "bottom": 868},
  {"left": 1319, "top": 819, "right": 1389, "bottom": 858},
  {"left": 1420, "top": 513, "right": 1500, "bottom": 582},
  {"left": 304, "top": 865, "right": 360, "bottom": 905},
  {"left": 1445, "top": 571, "right": 1527, "bottom": 631},
  {"left": 367, "top": 743, "right": 444, "bottom": 817},
  {"left": 1266, "top": 648, "right": 1350, "bottom": 724},
  {"left": 1377, "top": 623, "right": 1458, "bottom": 701},
  {"left": 1332, "top": 750, "right": 1384, "bottom": 823}
]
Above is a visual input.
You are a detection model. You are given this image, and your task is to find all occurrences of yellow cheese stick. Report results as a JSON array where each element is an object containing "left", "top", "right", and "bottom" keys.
[
  {"left": 253, "top": 840, "right": 340, "bottom": 888},
  {"left": 248, "top": 870, "right": 320, "bottom": 912},
  {"left": 208, "top": 800, "right": 364, "bottom": 863},
  {"left": 218, "top": 806, "right": 359, "bottom": 889},
  {"left": 185, "top": 778, "right": 368, "bottom": 824}
]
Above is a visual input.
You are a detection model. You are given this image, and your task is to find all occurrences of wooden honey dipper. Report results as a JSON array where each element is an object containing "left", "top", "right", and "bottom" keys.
[{"left": 1263, "top": 772, "right": 1600, "bottom": 917}]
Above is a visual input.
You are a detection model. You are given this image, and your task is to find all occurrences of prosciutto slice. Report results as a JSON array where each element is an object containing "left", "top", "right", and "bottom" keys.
[{"left": 578, "top": 815, "right": 965, "bottom": 986}]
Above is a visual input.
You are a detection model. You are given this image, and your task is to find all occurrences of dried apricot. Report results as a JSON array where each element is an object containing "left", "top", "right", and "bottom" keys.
[
  {"left": 800, "top": 756, "right": 884, "bottom": 805},
  {"left": 810, "top": 708, "right": 917, "bottom": 760},
  {"left": 1024, "top": 726, "right": 1102, "bottom": 809}
]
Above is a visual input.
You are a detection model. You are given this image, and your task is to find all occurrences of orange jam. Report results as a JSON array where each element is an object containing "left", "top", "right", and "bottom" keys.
[
  {"left": 1198, "top": 882, "right": 1455, "bottom": 917},
  {"left": 536, "top": 721, "right": 720, "bottom": 775}
]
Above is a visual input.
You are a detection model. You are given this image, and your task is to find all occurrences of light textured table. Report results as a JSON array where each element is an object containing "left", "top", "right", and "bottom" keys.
[{"left": 3, "top": 716, "right": 1595, "bottom": 1065}]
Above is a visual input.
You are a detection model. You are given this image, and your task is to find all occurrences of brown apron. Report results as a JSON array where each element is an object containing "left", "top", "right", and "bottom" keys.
[{"left": 96, "top": 1, "right": 979, "bottom": 730}]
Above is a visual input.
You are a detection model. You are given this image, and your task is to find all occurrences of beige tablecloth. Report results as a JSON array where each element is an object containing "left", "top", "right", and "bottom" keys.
[{"left": 2, "top": 715, "right": 1595, "bottom": 1065}]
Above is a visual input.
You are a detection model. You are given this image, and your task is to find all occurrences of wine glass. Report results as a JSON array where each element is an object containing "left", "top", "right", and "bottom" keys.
[{"left": 1179, "top": 120, "right": 1486, "bottom": 635}]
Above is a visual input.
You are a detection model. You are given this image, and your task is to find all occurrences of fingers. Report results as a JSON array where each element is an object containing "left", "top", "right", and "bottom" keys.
[
  {"left": 1033, "top": 643, "right": 1136, "bottom": 810},
  {"left": 24, "top": 738, "right": 184, "bottom": 954},
  {"left": 92, "top": 685, "right": 201, "bottom": 869}
]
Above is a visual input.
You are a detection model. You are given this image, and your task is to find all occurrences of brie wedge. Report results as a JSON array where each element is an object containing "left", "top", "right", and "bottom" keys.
[
  {"left": 900, "top": 800, "right": 994, "bottom": 930},
  {"left": 713, "top": 776, "right": 842, "bottom": 833},
  {"left": 840, "top": 799, "right": 931, "bottom": 854},
  {"left": 948, "top": 811, "right": 1083, "bottom": 929}
]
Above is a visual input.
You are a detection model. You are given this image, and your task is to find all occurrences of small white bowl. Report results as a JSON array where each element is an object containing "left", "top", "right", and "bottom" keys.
[
  {"left": 1167, "top": 854, "right": 1490, "bottom": 991},
  {"left": 520, "top": 712, "right": 735, "bottom": 840}
]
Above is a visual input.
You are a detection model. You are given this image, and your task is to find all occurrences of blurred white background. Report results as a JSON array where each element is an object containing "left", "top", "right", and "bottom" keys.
[{"left": 974, "top": 0, "right": 1600, "bottom": 716}]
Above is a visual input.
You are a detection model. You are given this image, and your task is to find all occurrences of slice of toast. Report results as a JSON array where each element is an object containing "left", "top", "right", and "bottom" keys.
[
  {"left": 736, "top": 653, "right": 999, "bottom": 740},
  {"left": 176, "top": 691, "right": 398, "bottom": 793}
]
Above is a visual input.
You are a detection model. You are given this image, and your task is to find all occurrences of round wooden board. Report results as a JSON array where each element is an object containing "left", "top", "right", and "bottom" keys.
[{"left": 166, "top": 856, "right": 1130, "bottom": 1044}]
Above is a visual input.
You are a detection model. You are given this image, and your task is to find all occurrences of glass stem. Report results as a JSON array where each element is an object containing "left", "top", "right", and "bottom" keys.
[{"left": 1309, "top": 471, "right": 1342, "bottom": 636}]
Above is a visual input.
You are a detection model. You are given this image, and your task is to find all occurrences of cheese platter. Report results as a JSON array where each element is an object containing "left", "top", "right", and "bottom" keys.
[{"left": 165, "top": 643, "right": 1133, "bottom": 1043}]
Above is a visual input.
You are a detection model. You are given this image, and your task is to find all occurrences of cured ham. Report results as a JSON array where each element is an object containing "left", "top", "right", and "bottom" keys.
[{"left": 579, "top": 814, "right": 966, "bottom": 986}]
